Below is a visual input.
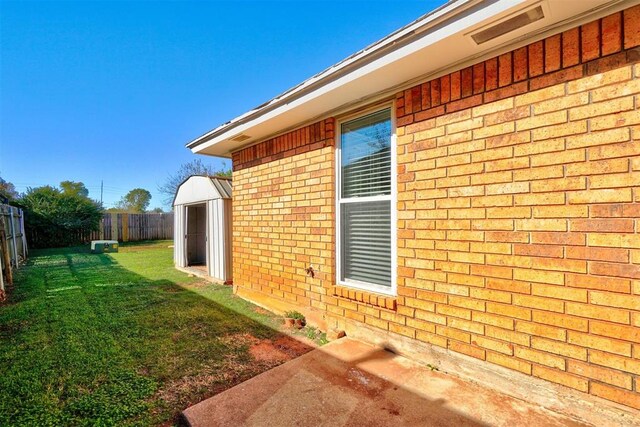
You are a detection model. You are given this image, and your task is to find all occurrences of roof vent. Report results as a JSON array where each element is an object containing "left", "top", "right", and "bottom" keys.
[
  {"left": 230, "top": 133, "right": 251, "bottom": 142},
  {"left": 471, "top": 5, "right": 545, "bottom": 45}
]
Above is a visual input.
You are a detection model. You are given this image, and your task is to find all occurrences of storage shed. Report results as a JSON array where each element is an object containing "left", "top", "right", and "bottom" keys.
[{"left": 173, "top": 176, "right": 232, "bottom": 283}]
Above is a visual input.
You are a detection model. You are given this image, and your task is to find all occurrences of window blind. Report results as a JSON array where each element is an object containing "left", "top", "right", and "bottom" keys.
[
  {"left": 341, "top": 110, "right": 392, "bottom": 199},
  {"left": 341, "top": 201, "right": 391, "bottom": 287},
  {"left": 339, "top": 108, "right": 392, "bottom": 289}
]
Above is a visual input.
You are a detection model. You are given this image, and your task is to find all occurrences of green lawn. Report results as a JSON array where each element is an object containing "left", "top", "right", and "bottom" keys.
[{"left": 0, "top": 241, "right": 312, "bottom": 426}]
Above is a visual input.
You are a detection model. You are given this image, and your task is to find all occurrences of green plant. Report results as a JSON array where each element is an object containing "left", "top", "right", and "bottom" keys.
[
  {"left": 317, "top": 333, "right": 329, "bottom": 346},
  {"left": 0, "top": 174, "right": 19, "bottom": 202},
  {"left": 298, "top": 326, "right": 329, "bottom": 346},
  {"left": 283, "top": 310, "right": 305, "bottom": 320},
  {"left": 305, "top": 326, "right": 317, "bottom": 340},
  {"left": 20, "top": 183, "right": 103, "bottom": 248},
  {"left": 115, "top": 188, "right": 152, "bottom": 213}
]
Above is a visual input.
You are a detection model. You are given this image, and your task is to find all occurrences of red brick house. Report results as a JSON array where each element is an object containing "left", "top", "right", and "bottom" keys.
[{"left": 187, "top": 0, "right": 640, "bottom": 421}]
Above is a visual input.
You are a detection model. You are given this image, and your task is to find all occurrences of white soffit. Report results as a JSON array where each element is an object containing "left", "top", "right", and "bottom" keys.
[{"left": 189, "top": 0, "right": 629, "bottom": 158}]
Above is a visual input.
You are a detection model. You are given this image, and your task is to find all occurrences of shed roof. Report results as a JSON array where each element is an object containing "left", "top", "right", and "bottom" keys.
[
  {"left": 173, "top": 175, "right": 232, "bottom": 206},
  {"left": 188, "top": 0, "right": 625, "bottom": 158}
]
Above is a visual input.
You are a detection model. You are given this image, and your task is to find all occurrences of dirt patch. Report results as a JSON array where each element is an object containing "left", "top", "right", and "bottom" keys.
[
  {"left": 181, "top": 280, "right": 210, "bottom": 289},
  {"left": 249, "top": 341, "right": 289, "bottom": 363},
  {"left": 272, "top": 335, "right": 314, "bottom": 357},
  {"left": 220, "top": 332, "right": 313, "bottom": 363},
  {"left": 157, "top": 333, "right": 313, "bottom": 425},
  {"left": 253, "top": 306, "right": 270, "bottom": 315}
]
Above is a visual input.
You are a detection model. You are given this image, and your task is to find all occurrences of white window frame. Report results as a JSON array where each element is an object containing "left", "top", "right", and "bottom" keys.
[{"left": 335, "top": 103, "right": 397, "bottom": 296}]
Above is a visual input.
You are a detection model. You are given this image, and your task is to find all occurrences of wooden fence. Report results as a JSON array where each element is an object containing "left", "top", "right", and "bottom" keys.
[
  {"left": 27, "top": 212, "right": 174, "bottom": 248},
  {"left": 100, "top": 212, "right": 174, "bottom": 242},
  {"left": 0, "top": 204, "right": 28, "bottom": 297}
]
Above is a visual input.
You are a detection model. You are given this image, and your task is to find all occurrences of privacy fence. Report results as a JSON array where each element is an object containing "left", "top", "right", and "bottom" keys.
[
  {"left": 0, "top": 204, "right": 27, "bottom": 295},
  {"left": 27, "top": 212, "right": 174, "bottom": 248}
]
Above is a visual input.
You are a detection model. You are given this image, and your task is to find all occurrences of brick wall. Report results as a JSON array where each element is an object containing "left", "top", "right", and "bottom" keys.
[
  {"left": 232, "top": 119, "right": 335, "bottom": 311},
  {"left": 395, "top": 7, "right": 640, "bottom": 410},
  {"left": 232, "top": 119, "right": 335, "bottom": 171},
  {"left": 397, "top": 7, "right": 640, "bottom": 127},
  {"left": 231, "top": 6, "right": 640, "bottom": 410}
]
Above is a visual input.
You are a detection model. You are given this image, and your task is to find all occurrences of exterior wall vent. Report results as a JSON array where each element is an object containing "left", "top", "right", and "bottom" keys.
[
  {"left": 470, "top": 5, "right": 545, "bottom": 45},
  {"left": 231, "top": 134, "right": 251, "bottom": 142}
]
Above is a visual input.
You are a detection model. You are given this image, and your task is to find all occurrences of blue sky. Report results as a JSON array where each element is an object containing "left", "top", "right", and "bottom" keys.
[{"left": 1, "top": 0, "right": 446, "bottom": 209}]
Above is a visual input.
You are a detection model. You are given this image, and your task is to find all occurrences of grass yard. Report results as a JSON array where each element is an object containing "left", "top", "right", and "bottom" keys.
[{"left": 0, "top": 241, "right": 313, "bottom": 426}]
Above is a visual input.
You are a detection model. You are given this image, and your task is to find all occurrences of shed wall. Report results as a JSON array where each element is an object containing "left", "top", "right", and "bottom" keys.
[
  {"left": 207, "top": 199, "right": 233, "bottom": 282},
  {"left": 224, "top": 198, "right": 233, "bottom": 281},
  {"left": 174, "top": 205, "right": 186, "bottom": 267}
]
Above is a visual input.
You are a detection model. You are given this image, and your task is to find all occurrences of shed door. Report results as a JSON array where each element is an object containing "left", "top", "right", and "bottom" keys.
[{"left": 186, "top": 204, "right": 207, "bottom": 266}]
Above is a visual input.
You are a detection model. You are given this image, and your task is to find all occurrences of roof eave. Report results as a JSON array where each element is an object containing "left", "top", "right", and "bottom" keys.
[
  {"left": 188, "top": 0, "right": 629, "bottom": 158},
  {"left": 185, "top": 0, "right": 478, "bottom": 152}
]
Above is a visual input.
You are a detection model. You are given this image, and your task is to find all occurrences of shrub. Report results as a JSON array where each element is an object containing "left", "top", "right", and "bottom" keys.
[{"left": 21, "top": 185, "right": 103, "bottom": 248}]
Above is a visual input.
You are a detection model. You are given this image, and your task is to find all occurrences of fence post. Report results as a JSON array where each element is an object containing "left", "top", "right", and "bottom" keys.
[
  {"left": 111, "top": 213, "right": 118, "bottom": 241},
  {"left": 19, "top": 209, "right": 27, "bottom": 259},
  {"left": 0, "top": 212, "right": 13, "bottom": 285},
  {"left": 0, "top": 209, "right": 4, "bottom": 296},
  {"left": 8, "top": 207, "right": 19, "bottom": 268},
  {"left": 122, "top": 214, "right": 129, "bottom": 242},
  {"left": 0, "top": 254, "right": 4, "bottom": 297}
]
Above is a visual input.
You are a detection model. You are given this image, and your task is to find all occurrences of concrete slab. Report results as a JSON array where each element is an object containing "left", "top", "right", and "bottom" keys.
[{"left": 181, "top": 338, "right": 589, "bottom": 427}]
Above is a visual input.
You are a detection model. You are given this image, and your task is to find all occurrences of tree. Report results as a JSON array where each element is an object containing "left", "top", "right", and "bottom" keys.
[
  {"left": 116, "top": 188, "right": 152, "bottom": 213},
  {"left": 151, "top": 207, "right": 164, "bottom": 213},
  {"left": 60, "top": 180, "right": 89, "bottom": 197},
  {"left": 21, "top": 184, "right": 103, "bottom": 248},
  {"left": 0, "top": 175, "right": 19, "bottom": 203},
  {"left": 158, "top": 159, "right": 231, "bottom": 206}
]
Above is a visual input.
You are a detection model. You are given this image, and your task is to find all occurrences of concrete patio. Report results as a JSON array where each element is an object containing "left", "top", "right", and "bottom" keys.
[{"left": 181, "top": 338, "right": 592, "bottom": 427}]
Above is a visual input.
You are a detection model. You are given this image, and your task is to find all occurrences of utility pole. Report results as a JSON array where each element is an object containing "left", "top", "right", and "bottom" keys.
[{"left": 100, "top": 180, "right": 105, "bottom": 240}]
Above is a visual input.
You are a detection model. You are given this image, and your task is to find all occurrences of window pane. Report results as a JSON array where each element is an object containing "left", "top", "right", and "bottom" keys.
[
  {"left": 341, "top": 200, "right": 391, "bottom": 287},
  {"left": 341, "top": 109, "right": 391, "bottom": 198}
]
